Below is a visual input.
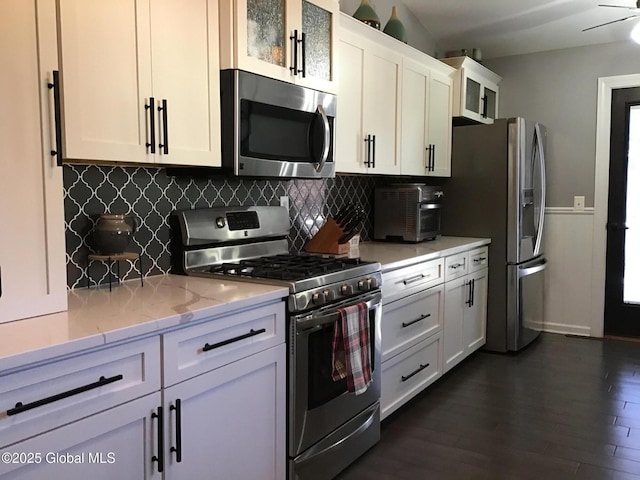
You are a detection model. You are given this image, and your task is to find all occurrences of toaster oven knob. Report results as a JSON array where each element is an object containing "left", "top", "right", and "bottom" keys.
[
  {"left": 312, "top": 292, "right": 326, "bottom": 305},
  {"left": 340, "top": 284, "right": 354, "bottom": 296},
  {"left": 215, "top": 217, "right": 226, "bottom": 228}
]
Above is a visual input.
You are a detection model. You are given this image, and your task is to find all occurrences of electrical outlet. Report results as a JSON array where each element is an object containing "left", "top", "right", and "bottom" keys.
[
  {"left": 574, "top": 195, "right": 585, "bottom": 210},
  {"left": 280, "top": 196, "right": 289, "bottom": 211}
]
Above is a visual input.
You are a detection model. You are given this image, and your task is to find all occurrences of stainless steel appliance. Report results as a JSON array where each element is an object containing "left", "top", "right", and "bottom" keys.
[
  {"left": 220, "top": 70, "right": 336, "bottom": 178},
  {"left": 373, "top": 184, "right": 443, "bottom": 242},
  {"left": 442, "top": 118, "right": 547, "bottom": 352},
  {"left": 174, "top": 206, "right": 382, "bottom": 480}
]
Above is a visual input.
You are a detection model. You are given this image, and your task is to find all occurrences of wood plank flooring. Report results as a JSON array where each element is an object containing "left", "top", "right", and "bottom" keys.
[{"left": 336, "top": 333, "right": 640, "bottom": 480}]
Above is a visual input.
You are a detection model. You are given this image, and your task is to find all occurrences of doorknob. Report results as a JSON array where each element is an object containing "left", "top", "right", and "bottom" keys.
[{"left": 606, "top": 222, "right": 629, "bottom": 231}]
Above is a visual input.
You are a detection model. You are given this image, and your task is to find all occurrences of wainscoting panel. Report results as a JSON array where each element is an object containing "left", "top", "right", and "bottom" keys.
[{"left": 540, "top": 208, "right": 595, "bottom": 336}]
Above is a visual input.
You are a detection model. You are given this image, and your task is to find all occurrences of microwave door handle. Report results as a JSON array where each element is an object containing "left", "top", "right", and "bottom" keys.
[{"left": 313, "top": 104, "right": 330, "bottom": 172}]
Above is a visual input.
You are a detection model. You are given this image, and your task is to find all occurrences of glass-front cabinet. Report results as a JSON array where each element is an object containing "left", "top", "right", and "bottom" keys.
[
  {"left": 441, "top": 56, "right": 501, "bottom": 125},
  {"left": 220, "top": 0, "right": 337, "bottom": 93}
]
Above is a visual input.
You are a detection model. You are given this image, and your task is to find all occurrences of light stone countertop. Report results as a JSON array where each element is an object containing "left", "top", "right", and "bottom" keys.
[
  {"left": 358, "top": 236, "right": 491, "bottom": 272},
  {"left": 0, "top": 275, "right": 289, "bottom": 373}
]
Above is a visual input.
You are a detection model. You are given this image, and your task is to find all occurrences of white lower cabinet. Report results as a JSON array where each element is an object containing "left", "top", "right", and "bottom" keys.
[
  {"left": 443, "top": 248, "right": 489, "bottom": 373},
  {"left": 162, "top": 344, "right": 286, "bottom": 479}
]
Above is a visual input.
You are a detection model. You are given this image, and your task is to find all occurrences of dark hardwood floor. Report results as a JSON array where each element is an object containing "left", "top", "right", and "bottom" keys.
[{"left": 336, "top": 333, "right": 640, "bottom": 480}]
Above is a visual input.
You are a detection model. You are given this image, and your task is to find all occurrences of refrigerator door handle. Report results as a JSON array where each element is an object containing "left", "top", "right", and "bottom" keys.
[
  {"left": 533, "top": 123, "right": 546, "bottom": 257},
  {"left": 518, "top": 258, "right": 547, "bottom": 277}
]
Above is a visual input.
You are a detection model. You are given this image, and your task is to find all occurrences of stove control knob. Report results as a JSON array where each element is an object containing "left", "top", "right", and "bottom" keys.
[
  {"left": 323, "top": 289, "right": 335, "bottom": 302},
  {"left": 215, "top": 217, "right": 226, "bottom": 228},
  {"left": 367, "top": 277, "right": 378, "bottom": 289},
  {"left": 357, "top": 280, "right": 368, "bottom": 291},
  {"left": 340, "top": 284, "right": 354, "bottom": 296},
  {"left": 312, "top": 292, "right": 326, "bottom": 305}
]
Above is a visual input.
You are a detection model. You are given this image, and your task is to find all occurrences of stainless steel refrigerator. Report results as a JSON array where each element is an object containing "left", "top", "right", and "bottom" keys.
[{"left": 442, "top": 118, "right": 547, "bottom": 352}]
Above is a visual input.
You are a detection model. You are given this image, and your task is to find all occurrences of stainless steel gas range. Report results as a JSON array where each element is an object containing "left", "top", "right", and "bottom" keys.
[{"left": 174, "top": 205, "right": 382, "bottom": 480}]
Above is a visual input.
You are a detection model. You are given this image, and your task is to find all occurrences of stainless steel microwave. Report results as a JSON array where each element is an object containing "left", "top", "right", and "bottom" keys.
[
  {"left": 374, "top": 184, "right": 443, "bottom": 242},
  {"left": 220, "top": 69, "right": 336, "bottom": 178}
]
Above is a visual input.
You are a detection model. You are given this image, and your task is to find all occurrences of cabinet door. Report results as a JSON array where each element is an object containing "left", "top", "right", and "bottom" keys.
[
  {"left": 0, "top": 0, "right": 66, "bottom": 323},
  {"left": 150, "top": 0, "right": 221, "bottom": 167},
  {"left": 232, "top": 0, "right": 294, "bottom": 83},
  {"left": 163, "top": 344, "right": 286, "bottom": 480},
  {"left": 443, "top": 276, "right": 467, "bottom": 373},
  {"left": 57, "top": 0, "right": 153, "bottom": 163},
  {"left": 426, "top": 71, "right": 452, "bottom": 177},
  {"left": 399, "top": 58, "right": 429, "bottom": 176},
  {"left": 335, "top": 31, "right": 366, "bottom": 174},
  {"left": 464, "top": 268, "right": 488, "bottom": 353},
  {"left": 0, "top": 393, "right": 162, "bottom": 479},
  {"left": 482, "top": 84, "right": 499, "bottom": 122},
  {"left": 363, "top": 46, "right": 401, "bottom": 175},
  {"left": 297, "top": 0, "right": 337, "bottom": 93}
]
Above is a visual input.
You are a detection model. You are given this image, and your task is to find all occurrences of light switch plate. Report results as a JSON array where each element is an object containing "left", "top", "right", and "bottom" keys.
[
  {"left": 280, "top": 196, "right": 289, "bottom": 211},
  {"left": 574, "top": 195, "right": 585, "bottom": 210}
]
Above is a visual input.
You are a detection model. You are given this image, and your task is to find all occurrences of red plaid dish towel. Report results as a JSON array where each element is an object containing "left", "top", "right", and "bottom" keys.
[{"left": 331, "top": 302, "right": 372, "bottom": 395}]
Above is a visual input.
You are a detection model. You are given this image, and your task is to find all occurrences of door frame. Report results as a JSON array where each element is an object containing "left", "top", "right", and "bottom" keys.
[{"left": 592, "top": 74, "right": 640, "bottom": 337}]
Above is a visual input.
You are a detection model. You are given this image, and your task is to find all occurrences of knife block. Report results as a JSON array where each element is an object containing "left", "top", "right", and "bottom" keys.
[{"left": 304, "top": 218, "right": 350, "bottom": 255}]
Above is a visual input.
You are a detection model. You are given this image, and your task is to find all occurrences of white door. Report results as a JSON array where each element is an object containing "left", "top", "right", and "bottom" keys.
[
  {"left": 427, "top": 72, "right": 453, "bottom": 177},
  {"left": 400, "top": 58, "right": 429, "bottom": 176},
  {"left": 0, "top": 393, "right": 162, "bottom": 479},
  {"left": 363, "top": 46, "right": 401, "bottom": 175},
  {"left": 57, "top": 0, "right": 153, "bottom": 163},
  {"left": 443, "top": 276, "right": 466, "bottom": 373},
  {"left": 163, "top": 345, "right": 286, "bottom": 479},
  {"left": 464, "top": 269, "right": 488, "bottom": 353},
  {"left": 150, "top": 0, "right": 221, "bottom": 167},
  {"left": 335, "top": 31, "right": 366, "bottom": 174},
  {"left": 0, "top": 0, "right": 66, "bottom": 323}
]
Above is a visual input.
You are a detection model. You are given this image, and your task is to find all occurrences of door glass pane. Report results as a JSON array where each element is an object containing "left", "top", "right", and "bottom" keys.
[
  {"left": 465, "top": 78, "right": 481, "bottom": 114},
  {"left": 624, "top": 106, "right": 640, "bottom": 303},
  {"left": 302, "top": 0, "right": 331, "bottom": 80},
  {"left": 247, "top": 0, "right": 286, "bottom": 66},
  {"left": 485, "top": 87, "right": 497, "bottom": 119}
]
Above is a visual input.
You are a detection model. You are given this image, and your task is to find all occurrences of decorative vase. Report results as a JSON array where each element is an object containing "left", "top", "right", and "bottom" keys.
[
  {"left": 94, "top": 213, "right": 138, "bottom": 255},
  {"left": 353, "top": 0, "right": 380, "bottom": 29},
  {"left": 383, "top": 6, "right": 407, "bottom": 43}
]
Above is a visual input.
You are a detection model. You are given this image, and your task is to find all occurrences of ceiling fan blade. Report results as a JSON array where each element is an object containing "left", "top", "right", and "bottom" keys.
[{"left": 583, "top": 14, "right": 639, "bottom": 31}]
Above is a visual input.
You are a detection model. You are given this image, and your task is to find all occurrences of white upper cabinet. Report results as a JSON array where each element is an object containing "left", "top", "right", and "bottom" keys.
[
  {"left": 219, "top": 0, "right": 338, "bottom": 93},
  {"left": 400, "top": 58, "right": 452, "bottom": 177},
  {"left": 336, "top": 20, "right": 401, "bottom": 175},
  {"left": 0, "top": 0, "right": 66, "bottom": 323},
  {"left": 441, "top": 56, "right": 501, "bottom": 125},
  {"left": 57, "top": 0, "right": 221, "bottom": 167}
]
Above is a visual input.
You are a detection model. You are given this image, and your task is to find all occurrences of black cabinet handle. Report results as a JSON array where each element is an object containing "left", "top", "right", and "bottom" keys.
[
  {"left": 402, "top": 313, "right": 430, "bottom": 328},
  {"left": 482, "top": 95, "right": 488, "bottom": 118},
  {"left": 300, "top": 32, "right": 306, "bottom": 77},
  {"left": 401, "top": 363, "right": 430, "bottom": 382},
  {"left": 471, "top": 278, "right": 475, "bottom": 307},
  {"left": 203, "top": 328, "right": 266, "bottom": 352},
  {"left": 431, "top": 144, "right": 436, "bottom": 171},
  {"left": 170, "top": 399, "right": 182, "bottom": 463},
  {"left": 145, "top": 97, "right": 156, "bottom": 154},
  {"left": 473, "top": 256, "right": 487, "bottom": 264},
  {"left": 607, "top": 222, "right": 629, "bottom": 231},
  {"left": 151, "top": 406, "right": 164, "bottom": 473},
  {"left": 364, "top": 135, "right": 372, "bottom": 167},
  {"left": 372, "top": 134, "right": 376, "bottom": 168},
  {"left": 47, "top": 71, "right": 63, "bottom": 165},
  {"left": 6, "top": 374, "right": 123, "bottom": 416},
  {"left": 290, "top": 30, "right": 299, "bottom": 75},
  {"left": 158, "top": 99, "right": 168, "bottom": 154}
]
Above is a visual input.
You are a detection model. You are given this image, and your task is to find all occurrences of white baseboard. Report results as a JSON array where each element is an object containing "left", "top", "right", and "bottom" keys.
[{"left": 530, "top": 321, "right": 591, "bottom": 337}]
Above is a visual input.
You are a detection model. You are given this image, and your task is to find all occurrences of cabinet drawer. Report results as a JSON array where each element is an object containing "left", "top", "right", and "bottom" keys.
[
  {"left": 382, "top": 258, "right": 444, "bottom": 304},
  {"left": 445, "top": 252, "right": 468, "bottom": 281},
  {"left": 163, "top": 301, "right": 285, "bottom": 386},
  {"left": 382, "top": 284, "right": 443, "bottom": 362},
  {"left": 0, "top": 336, "right": 160, "bottom": 448},
  {"left": 469, "top": 247, "right": 489, "bottom": 273},
  {"left": 381, "top": 334, "right": 442, "bottom": 420}
]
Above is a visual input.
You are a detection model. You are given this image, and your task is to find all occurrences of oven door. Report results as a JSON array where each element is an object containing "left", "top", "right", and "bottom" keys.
[
  {"left": 289, "top": 291, "right": 381, "bottom": 457},
  {"left": 417, "top": 202, "right": 441, "bottom": 240}
]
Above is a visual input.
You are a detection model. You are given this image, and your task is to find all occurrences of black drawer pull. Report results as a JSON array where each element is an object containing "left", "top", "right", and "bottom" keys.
[
  {"left": 152, "top": 406, "right": 164, "bottom": 473},
  {"left": 402, "top": 314, "right": 431, "bottom": 328},
  {"left": 403, "top": 274, "right": 428, "bottom": 285},
  {"left": 473, "top": 256, "right": 487, "bottom": 264},
  {"left": 6, "top": 374, "right": 124, "bottom": 416},
  {"left": 401, "top": 363, "right": 430, "bottom": 382},
  {"left": 203, "top": 328, "right": 266, "bottom": 352},
  {"left": 170, "top": 399, "right": 182, "bottom": 463},
  {"left": 449, "top": 263, "right": 464, "bottom": 270}
]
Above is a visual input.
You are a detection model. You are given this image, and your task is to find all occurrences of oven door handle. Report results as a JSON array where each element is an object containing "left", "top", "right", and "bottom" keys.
[
  {"left": 419, "top": 203, "right": 441, "bottom": 210},
  {"left": 313, "top": 104, "right": 331, "bottom": 172},
  {"left": 294, "top": 292, "right": 381, "bottom": 331}
]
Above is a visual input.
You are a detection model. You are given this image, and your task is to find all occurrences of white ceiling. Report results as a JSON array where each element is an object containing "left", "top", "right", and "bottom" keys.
[{"left": 402, "top": 0, "right": 640, "bottom": 59}]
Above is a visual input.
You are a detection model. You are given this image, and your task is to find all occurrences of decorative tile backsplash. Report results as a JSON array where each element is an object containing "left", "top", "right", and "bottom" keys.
[{"left": 63, "top": 165, "right": 387, "bottom": 289}]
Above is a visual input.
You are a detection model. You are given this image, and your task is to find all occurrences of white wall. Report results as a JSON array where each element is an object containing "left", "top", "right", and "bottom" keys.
[{"left": 339, "top": 0, "right": 437, "bottom": 56}]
